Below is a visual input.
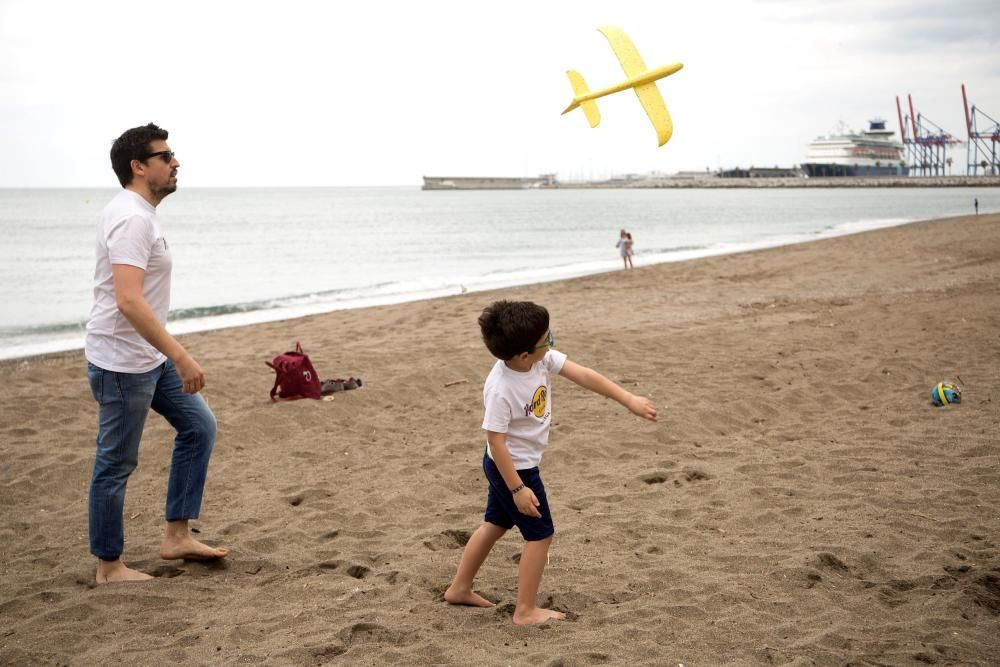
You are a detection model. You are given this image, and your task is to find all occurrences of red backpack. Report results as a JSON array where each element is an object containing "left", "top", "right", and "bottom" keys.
[{"left": 266, "top": 342, "right": 322, "bottom": 401}]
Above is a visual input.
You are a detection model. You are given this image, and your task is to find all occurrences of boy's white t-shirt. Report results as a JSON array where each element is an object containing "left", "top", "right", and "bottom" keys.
[
  {"left": 85, "top": 189, "right": 172, "bottom": 373},
  {"left": 482, "top": 349, "right": 568, "bottom": 469}
]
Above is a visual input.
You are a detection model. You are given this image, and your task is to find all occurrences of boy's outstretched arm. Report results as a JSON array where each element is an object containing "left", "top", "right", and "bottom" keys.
[{"left": 559, "top": 360, "right": 657, "bottom": 421}]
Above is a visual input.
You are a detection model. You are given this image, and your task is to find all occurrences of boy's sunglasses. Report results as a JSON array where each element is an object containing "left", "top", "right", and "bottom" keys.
[
  {"left": 142, "top": 150, "right": 176, "bottom": 163},
  {"left": 533, "top": 330, "right": 555, "bottom": 351}
]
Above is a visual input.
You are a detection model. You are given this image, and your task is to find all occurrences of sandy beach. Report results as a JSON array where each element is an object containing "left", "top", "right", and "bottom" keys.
[{"left": 1, "top": 214, "right": 998, "bottom": 666}]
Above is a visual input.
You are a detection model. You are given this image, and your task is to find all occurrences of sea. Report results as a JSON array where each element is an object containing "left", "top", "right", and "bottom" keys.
[{"left": 0, "top": 186, "right": 991, "bottom": 360}]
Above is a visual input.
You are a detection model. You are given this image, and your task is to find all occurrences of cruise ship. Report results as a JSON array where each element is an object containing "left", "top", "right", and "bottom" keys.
[{"left": 802, "top": 119, "right": 907, "bottom": 177}]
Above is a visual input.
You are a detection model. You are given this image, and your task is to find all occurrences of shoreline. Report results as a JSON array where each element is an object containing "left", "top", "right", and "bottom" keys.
[
  {"left": 0, "top": 213, "right": 970, "bottom": 364},
  {"left": 2, "top": 213, "right": 998, "bottom": 664}
]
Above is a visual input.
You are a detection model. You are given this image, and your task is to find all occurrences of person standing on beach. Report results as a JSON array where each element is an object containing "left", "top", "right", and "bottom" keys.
[
  {"left": 85, "top": 123, "right": 227, "bottom": 584},
  {"left": 444, "top": 300, "right": 656, "bottom": 624},
  {"left": 616, "top": 228, "right": 630, "bottom": 270},
  {"left": 974, "top": 198, "right": 978, "bottom": 215},
  {"left": 624, "top": 232, "right": 634, "bottom": 270}
]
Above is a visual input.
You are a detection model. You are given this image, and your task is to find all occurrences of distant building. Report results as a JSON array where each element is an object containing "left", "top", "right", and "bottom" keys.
[
  {"left": 422, "top": 174, "right": 556, "bottom": 190},
  {"left": 672, "top": 170, "right": 717, "bottom": 180},
  {"left": 716, "top": 166, "right": 800, "bottom": 178}
]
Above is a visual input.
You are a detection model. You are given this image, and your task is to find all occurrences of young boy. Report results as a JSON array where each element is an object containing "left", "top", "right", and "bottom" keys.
[{"left": 444, "top": 300, "right": 657, "bottom": 625}]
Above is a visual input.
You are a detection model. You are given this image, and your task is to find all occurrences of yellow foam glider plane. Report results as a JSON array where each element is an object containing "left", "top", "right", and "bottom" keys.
[{"left": 562, "top": 26, "right": 683, "bottom": 146}]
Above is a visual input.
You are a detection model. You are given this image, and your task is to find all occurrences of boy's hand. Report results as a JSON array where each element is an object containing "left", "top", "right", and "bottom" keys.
[
  {"left": 627, "top": 394, "right": 657, "bottom": 421},
  {"left": 513, "top": 487, "right": 542, "bottom": 518}
]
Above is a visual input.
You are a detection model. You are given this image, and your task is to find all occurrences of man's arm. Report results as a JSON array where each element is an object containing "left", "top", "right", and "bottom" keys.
[
  {"left": 558, "top": 359, "right": 657, "bottom": 421},
  {"left": 112, "top": 264, "right": 204, "bottom": 394},
  {"left": 486, "top": 430, "right": 541, "bottom": 518}
]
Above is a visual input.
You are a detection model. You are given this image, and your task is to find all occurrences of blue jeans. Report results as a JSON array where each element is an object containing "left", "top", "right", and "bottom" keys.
[{"left": 87, "top": 359, "right": 217, "bottom": 561}]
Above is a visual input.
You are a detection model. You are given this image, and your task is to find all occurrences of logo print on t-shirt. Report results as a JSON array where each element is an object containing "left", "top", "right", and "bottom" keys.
[{"left": 525, "top": 386, "right": 547, "bottom": 417}]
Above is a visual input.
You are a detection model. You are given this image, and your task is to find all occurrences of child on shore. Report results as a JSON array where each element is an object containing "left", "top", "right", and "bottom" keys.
[
  {"left": 616, "top": 228, "right": 630, "bottom": 270},
  {"left": 444, "top": 300, "right": 657, "bottom": 625}
]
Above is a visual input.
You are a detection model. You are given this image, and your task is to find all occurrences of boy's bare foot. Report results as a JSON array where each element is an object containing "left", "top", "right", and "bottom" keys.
[
  {"left": 160, "top": 534, "right": 229, "bottom": 561},
  {"left": 444, "top": 585, "right": 495, "bottom": 608},
  {"left": 96, "top": 559, "right": 153, "bottom": 584},
  {"left": 513, "top": 607, "right": 566, "bottom": 626}
]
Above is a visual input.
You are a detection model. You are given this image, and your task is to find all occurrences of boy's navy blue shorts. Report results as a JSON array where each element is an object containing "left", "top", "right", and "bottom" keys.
[{"left": 482, "top": 451, "right": 554, "bottom": 541}]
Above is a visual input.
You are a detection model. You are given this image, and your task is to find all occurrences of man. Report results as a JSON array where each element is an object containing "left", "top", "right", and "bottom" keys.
[{"left": 85, "top": 123, "right": 227, "bottom": 583}]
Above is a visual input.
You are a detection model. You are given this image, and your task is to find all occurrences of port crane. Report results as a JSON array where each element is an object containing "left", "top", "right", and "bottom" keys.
[
  {"left": 896, "top": 94, "right": 961, "bottom": 176},
  {"left": 962, "top": 84, "right": 999, "bottom": 175}
]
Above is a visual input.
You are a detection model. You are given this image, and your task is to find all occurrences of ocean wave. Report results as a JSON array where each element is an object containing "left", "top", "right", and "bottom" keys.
[{"left": 0, "top": 320, "right": 87, "bottom": 337}]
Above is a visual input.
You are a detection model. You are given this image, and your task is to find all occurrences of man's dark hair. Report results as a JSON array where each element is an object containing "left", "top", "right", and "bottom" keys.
[
  {"left": 478, "top": 300, "right": 549, "bottom": 360},
  {"left": 110, "top": 123, "right": 169, "bottom": 187}
]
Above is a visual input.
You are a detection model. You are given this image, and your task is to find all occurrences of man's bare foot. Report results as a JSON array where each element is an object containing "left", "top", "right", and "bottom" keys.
[
  {"left": 444, "top": 585, "right": 495, "bottom": 608},
  {"left": 160, "top": 533, "right": 229, "bottom": 561},
  {"left": 96, "top": 559, "right": 153, "bottom": 584},
  {"left": 513, "top": 607, "right": 566, "bottom": 626}
]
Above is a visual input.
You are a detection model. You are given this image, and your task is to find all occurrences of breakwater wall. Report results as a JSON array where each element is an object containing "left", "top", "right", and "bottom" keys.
[{"left": 558, "top": 176, "right": 1000, "bottom": 189}]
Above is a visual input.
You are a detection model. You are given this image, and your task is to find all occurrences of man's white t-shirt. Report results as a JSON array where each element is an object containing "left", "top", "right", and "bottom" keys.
[
  {"left": 482, "top": 349, "right": 568, "bottom": 469},
  {"left": 85, "top": 189, "right": 172, "bottom": 373}
]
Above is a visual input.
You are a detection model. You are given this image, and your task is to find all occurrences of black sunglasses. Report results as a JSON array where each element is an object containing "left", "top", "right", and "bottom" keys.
[{"left": 142, "top": 150, "right": 176, "bottom": 163}]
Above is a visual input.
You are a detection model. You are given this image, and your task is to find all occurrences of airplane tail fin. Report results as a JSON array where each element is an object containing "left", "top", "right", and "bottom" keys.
[{"left": 562, "top": 70, "right": 601, "bottom": 128}]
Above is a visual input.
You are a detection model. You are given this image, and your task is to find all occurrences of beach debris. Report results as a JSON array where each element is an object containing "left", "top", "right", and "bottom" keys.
[
  {"left": 444, "top": 378, "right": 469, "bottom": 388},
  {"left": 562, "top": 26, "right": 682, "bottom": 147}
]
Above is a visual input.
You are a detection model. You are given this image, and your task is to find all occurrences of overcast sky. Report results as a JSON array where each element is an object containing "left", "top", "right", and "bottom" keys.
[{"left": 1, "top": 0, "right": 997, "bottom": 187}]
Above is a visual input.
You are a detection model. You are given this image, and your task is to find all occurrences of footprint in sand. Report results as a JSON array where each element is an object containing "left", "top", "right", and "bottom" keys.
[
  {"left": 773, "top": 566, "right": 823, "bottom": 589},
  {"left": 219, "top": 518, "right": 263, "bottom": 536},
  {"left": 246, "top": 536, "right": 279, "bottom": 554},
  {"left": 814, "top": 552, "right": 850, "bottom": 573},
  {"left": 683, "top": 468, "right": 711, "bottom": 482},
  {"left": 148, "top": 564, "right": 186, "bottom": 578},
  {"left": 339, "top": 622, "right": 405, "bottom": 646},
  {"left": 968, "top": 573, "right": 1000, "bottom": 615},
  {"left": 318, "top": 560, "right": 370, "bottom": 579},
  {"left": 877, "top": 578, "right": 925, "bottom": 609},
  {"left": 422, "top": 529, "right": 471, "bottom": 551},
  {"left": 671, "top": 468, "right": 712, "bottom": 486},
  {"left": 302, "top": 644, "right": 347, "bottom": 660}
]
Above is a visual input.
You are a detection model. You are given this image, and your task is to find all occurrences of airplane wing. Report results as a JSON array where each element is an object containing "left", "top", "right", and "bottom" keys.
[
  {"left": 599, "top": 26, "right": 674, "bottom": 146},
  {"left": 598, "top": 25, "right": 647, "bottom": 77},
  {"left": 635, "top": 82, "right": 673, "bottom": 146}
]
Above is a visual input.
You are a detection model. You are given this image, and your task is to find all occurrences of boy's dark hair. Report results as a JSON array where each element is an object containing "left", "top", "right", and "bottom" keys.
[
  {"left": 479, "top": 300, "right": 549, "bottom": 361},
  {"left": 110, "top": 123, "right": 169, "bottom": 187}
]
